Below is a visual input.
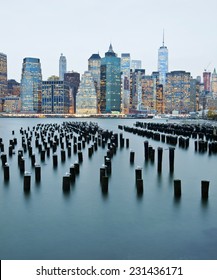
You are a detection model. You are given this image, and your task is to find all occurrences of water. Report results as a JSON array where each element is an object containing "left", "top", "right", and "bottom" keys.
[{"left": 0, "top": 117, "right": 217, "bottom": 260}]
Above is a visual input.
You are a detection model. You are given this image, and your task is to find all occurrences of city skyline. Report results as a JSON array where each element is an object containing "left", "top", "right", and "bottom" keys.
[{"left": 1, "top": 0, "right": 217, "bottom": 81}]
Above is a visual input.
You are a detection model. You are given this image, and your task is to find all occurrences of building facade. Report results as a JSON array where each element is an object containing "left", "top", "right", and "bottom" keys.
[
  {"left": 100, "top": 44, "right": 121, "bottom": 113},
  {"left": 64, "top": 71, "right": 80, "bottom": 113},
  {"left": 88, "top": 53, "right": 101, "bottom": 113},
  {"left": 20, "top": 57, "right": 42, "bottom": 112},
  {"left": 190, "top": 78, "right": 200, "bottom": 112},
  {"left": 211, "top": 68, "right": 217, "bottom": 98},
  {"left": 158, "top": 36, "right": 168, "bottom": 86},
  {"left": 76, "top": 71, "right": 97, "bottom": 114},
  {"left": 59, "top": 53, "right": 67, "bottom": 81},
  {"left": 131, "top": 60, "right": 142, "bottom": 71},
  {"left": 203, "top": 71, "right": 211, "bottom": 93},
  {"left": 42, "top": 80, "right": 70, "bottom": 114},
  {"left": 130, "top": 69, "right": 145, "bottom": 111},
  {"left": 121, "top": 53, "right": 131, "bottom": 113},
  {"left": 0, "top": 52, "right": 7, "bottom": 98},
  {"left": 165, "top": 71, "right": 191, "bottom": 113},
  {"left": 156, "top": 84, "right": 164, "bottom": 114}
]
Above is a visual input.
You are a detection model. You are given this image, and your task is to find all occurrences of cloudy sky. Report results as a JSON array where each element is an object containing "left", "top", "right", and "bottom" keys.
[{"left": 1, "top": 0, "right": 217, "bottom": 81}]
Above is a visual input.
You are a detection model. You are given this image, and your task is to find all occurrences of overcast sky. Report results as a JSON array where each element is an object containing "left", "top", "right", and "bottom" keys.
[{"left": 1, "top": 0, "right": 217, "bottom": 81}]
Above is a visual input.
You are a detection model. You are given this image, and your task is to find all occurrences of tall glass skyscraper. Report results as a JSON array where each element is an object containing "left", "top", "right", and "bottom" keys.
[
  {"left": 20, "top": 57, "right": 42, "bottom": 112},
  {"left": 59, "top": 53, "right": 67, "bottom": 81},
  {"left": 158, "top": 33, "right": 168, "bottom": 86},
  {"left": 0, "top": 52, "right": 7, "bottom": 98},
  {"left": 121, "top": 53, "right": 131, "bottom": 113},
  {"left": 88, "top": 53, "right": 101, "bottom": 113},
  {"left": 76, "top": 71, "right": 97, "bottom": 114},
  {"left": 100, "top": 44, "right": 121, "bottom": 113}
]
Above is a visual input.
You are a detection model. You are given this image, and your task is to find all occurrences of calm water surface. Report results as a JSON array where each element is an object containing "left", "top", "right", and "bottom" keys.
[{"left": 0, "top": 117, "right": 217, "bottom": 260}]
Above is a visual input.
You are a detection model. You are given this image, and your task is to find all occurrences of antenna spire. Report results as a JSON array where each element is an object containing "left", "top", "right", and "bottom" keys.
[{"left": 163, "top": 29, "right": 165, "bottom": 47}]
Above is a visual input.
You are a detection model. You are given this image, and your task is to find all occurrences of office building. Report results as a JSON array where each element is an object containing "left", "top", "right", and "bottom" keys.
[
  {"left": 100, "top": 44, "right": 121, "bottom": 113},
  {"left": 0, "top": 53, "right": 7, "bottom": 111},
  {"left": 156, "top": 84, "right": 164, "bottom": 114},
  {"left": 64, "top": 71, "right": 80, "bottom": 113},
  {"left": 203, "top": 71, "right": 211, "bottom": 93},
  {"left": 20, "top": 57, "right": 42, "bottom": 112},
  {"left": 121, "top": 53, "right": 131, "bottom": 113},
  {"left": 211, "top": 68, "right": 217, "bottom": 98},
  {"left": 158, "top": 33, "right": 168, "bottom": 86},
  {"left": 141, "top": 74, "right": 155, "bottom": 113},
  {"left": 88, "top": 53, "right": 101, "bottom": 113},
  {"left": 165, "top": 71, "right": 191, "bottom": 113},
  {"left": 131, "top": 60, "right": 142, "bottom": 71},
  {"left": 42, "top": 80, "right": 70, "bottom": 114},
  {"left": 76, "top": 71, "right": 97, "bottom": 114},
  {"left": 130, "top": 69, "right": 145, "bottom": 111},
  {"left": 59, "top": 53, "right": 67, "bottom": 81},
  {"left": 8, "top": 79, "right": 20, "bottom": 96},
  {"left": 190, "top": 78, "right": 200, "bottom": 112}
]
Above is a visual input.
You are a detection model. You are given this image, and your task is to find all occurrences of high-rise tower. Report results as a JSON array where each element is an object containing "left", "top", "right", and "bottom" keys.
[
  {"left": 203, "top": 71, "right": 211, "bottom": 93},
  {"left": 88, "top": 53, "right": 101, "bottom": 113},
  {"left": 20, "top": 57, "right": 42, "bottom": 112},
  {"left": 121, "top": 53, "right": 131, "bottom": 113},
  {"left": 100, "top": 44, "right": 121, "bottom": 113},
  {"left": 76, "top": 71, "right": 97, "bottom": 114},
  {"left": 158, "top": 31, "right": 168, "bottom": 86},
  {"left": 0, "top": 52, "right": 8, "bottom": 98},
  {"left": 59, "top": 53, "right": 67, "bottom": 81},
  {"left": 211, "top": 68, "right": 217, "bottom": 98}
]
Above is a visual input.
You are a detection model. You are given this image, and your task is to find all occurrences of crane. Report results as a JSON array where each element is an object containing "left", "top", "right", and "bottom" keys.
[{"left": 204, "top": 62, "right": 211, "bottom": 72}]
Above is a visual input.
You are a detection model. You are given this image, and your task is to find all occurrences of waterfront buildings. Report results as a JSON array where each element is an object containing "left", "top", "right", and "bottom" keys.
[
  {"left": 165, "top": 71, "right": 191, "bottom": 113},
  {"left": 41, "top": 79, "right": 70, "bottom": 113},
  {"left": 211, "top": 68, "right": 217, "bottom": 98},
  {"left": 100, "top": 44, "right": 121, "bottom": 113},
  {"left": 121, "top": 53, "right": 131, "bottom": 113},
  {"left": 20, "top": 57, "right": 42, "bottom": 112},
  {"left": 141, "top": 74, "right": 156, "bottom": 113},
  {"left": 64, "top": 71, "right": 80, "bottom": 113},
  {"left": 76, "top": 71, "right": 97, "bottom": 114},
  {"left": 59, "top": 54, "right": 67, "bottom": 81},
  {"left": 190, "top": 78, "right": 200, "bottom": 112},
  {"left": 158, "top": 35, "right": 168, "bottom": 87},
  {"left": 0, "top": 52, "right": 7, "bottom": 98},
  {"left": 203, "top": 71, "right": 211, "bottom": 93},
  {"left": 129, "top": 69, "right": 145, "bottom": 111},
  {"left": 156, "top": 84, "right": 164, "bottom": 114},
  {"left": 0, "top": 52, "right": 8, "bottom": 111},
  {"left": 88, "top": 53, "right": 101, "bottom": 113}
]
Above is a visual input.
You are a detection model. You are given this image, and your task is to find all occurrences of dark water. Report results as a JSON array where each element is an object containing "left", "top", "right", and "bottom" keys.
[{"left": 0, "top": 117, "right": 217, "bottom": 260}]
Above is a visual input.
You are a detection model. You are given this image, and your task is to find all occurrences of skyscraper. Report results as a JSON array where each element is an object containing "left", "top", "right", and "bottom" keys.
[
  {"left": 131, "top": 60, "right": 142, "bottom": 71},
  {"left": 59, "top": 53, "right": 67, "bottom": 81},
  {"left": 42, "top": 80, "right": 70, "bottom": 114},
  {"left": 0, "top": 52, "right": 7, "bottom": 101},
  {"left": 130, "top": 69, "right": 145, "bottom": 111},
  {"left": 20, "top": 57, "right": 42, "bottom": 112},
  {"left": 121, "top": 53, "right": 131, "bottom": 113},
  {"left": 211, "top": 68, "right": 217, "bottom": 98},
  {"left": 76, "top": 71, "right": 97, "bottom": 114},
  {"left": 88, "top": 53, "right": 101, "bottom": 113},
  {"left": 100, "top": 44, "right": 121, "bottom": 113},
  {"left": 165, "top": 71, "right": 191, "bottom": 113},
  {"left": 158, "top": 32, "right": 168, "bottom": 86},
  {"left": 64, "top": 71, "right": 80, "bottom": 113},
  {"left": 203, "top": 71, "right": 211, "bottom": 93}
]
